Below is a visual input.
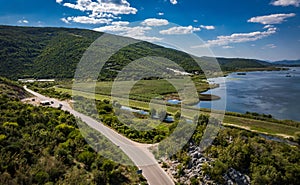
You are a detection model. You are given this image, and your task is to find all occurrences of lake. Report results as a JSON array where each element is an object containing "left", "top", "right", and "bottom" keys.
[{"left": 196, "top": 67, "right": 300, "bottom": 121}]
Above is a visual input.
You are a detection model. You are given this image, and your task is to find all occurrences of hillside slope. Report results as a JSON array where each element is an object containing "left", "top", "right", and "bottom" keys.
[
  {"left": 0, "top": 25, "right": 102, "bottom": 79},
  {"left": 0, "top": 25, "right": 272, "bottom": 80}
]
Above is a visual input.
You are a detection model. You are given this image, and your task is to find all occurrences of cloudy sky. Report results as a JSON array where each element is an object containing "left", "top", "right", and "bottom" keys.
[{"left": 1, "top": 0, "right": 300, "bottom": 61}]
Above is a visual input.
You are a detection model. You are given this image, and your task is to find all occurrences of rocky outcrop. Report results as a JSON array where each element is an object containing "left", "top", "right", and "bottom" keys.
[
  {"left": 163, "top": 145, "right": 214, "bottom": 184},
  {"left": 223, "top": 168, "right": 250, "bottom": 185},
  {"left": 162, "top": 144, "right": 250, "bottom": 185}
]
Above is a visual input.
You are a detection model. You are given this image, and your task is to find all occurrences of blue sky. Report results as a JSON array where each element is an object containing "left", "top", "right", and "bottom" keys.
[{"left": 0, "top": 0, "right": 300, "bottom": 61}]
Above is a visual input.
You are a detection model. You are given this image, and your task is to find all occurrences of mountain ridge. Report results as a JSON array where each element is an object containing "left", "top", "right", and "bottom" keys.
[
  {"left": 0, "top": 25, "right": 275, "bottom": 80},
  {"left": 272, "top": 59, "right": 300, "bottom": 66}
]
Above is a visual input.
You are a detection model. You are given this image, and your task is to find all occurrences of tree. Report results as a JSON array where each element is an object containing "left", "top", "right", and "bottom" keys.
[
  {"left": 34, "top": 171, "right": 50, "bottom": 184},
  {"left": 77, "top": 151, "right": 95, "bottom": 169}
]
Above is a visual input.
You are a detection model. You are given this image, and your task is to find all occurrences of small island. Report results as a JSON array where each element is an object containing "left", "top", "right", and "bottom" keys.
[{"left": 199, "top": 93, "right": 221, "bottom": 101}]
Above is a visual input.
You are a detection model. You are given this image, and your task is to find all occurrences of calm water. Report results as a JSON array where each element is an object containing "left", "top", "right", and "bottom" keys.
[{"left": 196, "top": 67, "right": 300, "bottom": 121}]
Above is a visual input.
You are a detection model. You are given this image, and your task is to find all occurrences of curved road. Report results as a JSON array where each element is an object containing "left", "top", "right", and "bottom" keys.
[{"left": 24, "top": 86, "right": 174, "bottom": 185}]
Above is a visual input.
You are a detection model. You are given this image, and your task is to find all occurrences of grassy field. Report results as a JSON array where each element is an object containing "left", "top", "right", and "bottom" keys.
[
  {"left": 223, "top": 116, "right": 300, "bottom": 137},
  {"left": 55, "top": 87, "right": 300, "bottom": 139},
  {"left": 56, "top": 87, "right": 179, "bottom": 113},
  {"left": 61, "top": 77, "right": 215, "bottom": 103}
]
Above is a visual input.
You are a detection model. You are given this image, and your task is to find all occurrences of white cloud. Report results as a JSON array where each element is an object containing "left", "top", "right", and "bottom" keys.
[
  {"left": 223, "top": 46, "right": 234, "bottom": 49},
  {"left": 271, "top": 0, "right": 300, "bottom": 7},
  {"left": 263, "top": 24, "right": 274, "bottom": 29},
  {"left": 111, "top": 21, "right": 130, "bottom": 26},
  {"left": 61, "top": 16, "right": 112, "bottom": 24},
  {"left": 265, "top": 44, "right": 277, "bottom": 48},
  {"left": 170, "top": 0, "right": 178, "bottom": 5},
  {"left": 61, "top": 18, "right": 70, "bottom": 24},
  {"left": 159, "top": 26, "right": 201, "bottom": 35},
  {"left": 62, "top": 2, "right": 86, "bottom": 11},
  {"left": 94, "top": 24, "right": 132, "bottom": 32},
  {"left": 59, "top": 0, "right": 137, "bottom": 24},
  {"left": 18, "top": 19, "right": 29, "bottom": 24},
  {"left": 193, "top": 20, "right": 198, "bottom": 23},
  {"left": 158, "top": 12, "right": 164, "bottom": 16},
  {"left": 130, "top": 35, "right": 163, "bottom": 42},
  {"left": 56, "top": 0, "right": 63, "bottom": 4},
  {"left": 89, "top": 12, "right": 120, "bottom": 19},
  {"left": 193, "top": 27, "right": 277, "bottom": 48},
  {"left": 63, "top": 0, "right": 137, "bottom": 16},
  {"left": 94, "top": 23, "right": 163, "bottom": 42},
  {"left": 248, "top": 13, "right": 296, "bottom": 25},
  {"left": 200, "top": 25, "right": 215, "bottom": 30},
  {"left": 141, "top": 18, "right": 169, "bottom": 27}
]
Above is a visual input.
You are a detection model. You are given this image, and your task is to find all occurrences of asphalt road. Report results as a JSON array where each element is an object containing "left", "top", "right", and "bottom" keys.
[{"left": 23, "top": 86, "right": 175, "bottom": 185}]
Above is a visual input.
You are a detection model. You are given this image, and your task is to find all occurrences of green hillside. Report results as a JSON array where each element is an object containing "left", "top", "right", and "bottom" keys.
[
  {"left": 0, "top": 25, "right": 273, "bottom": 80},
  {"left": 215, "top": 57, "right": 272, "bottom": 71},
  {"left": 0, "top": 25, "right": 102, "bottom": 79}
]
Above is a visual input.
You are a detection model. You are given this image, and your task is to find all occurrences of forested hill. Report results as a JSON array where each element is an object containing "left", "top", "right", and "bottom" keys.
[
  {"left": 0, "top": 25, "right": 273, "bottom": 80},
  {"left": 272, "top": 59, "right": 300, "bottom": 66},
  {"left": 0, "top": 25, "right": 102, "bottom": 79}
]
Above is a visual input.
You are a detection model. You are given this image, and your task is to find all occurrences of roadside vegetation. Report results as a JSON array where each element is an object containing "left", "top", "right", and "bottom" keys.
[
  {"left": 0, "top": 78, "right": 146, "bottom": 185},
  {"left": 25, "top": 81, "right": 71, "bottom": 100},
  {"left": 73, "top": 96, "right": 176, "bottom": 143}
]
